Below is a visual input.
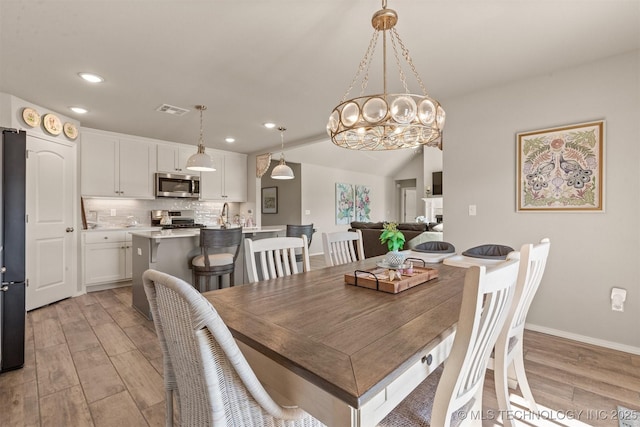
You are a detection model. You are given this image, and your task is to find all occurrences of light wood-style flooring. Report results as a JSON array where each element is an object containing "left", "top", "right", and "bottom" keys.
[{"left": 1, "top": 264, "right": 638, "bottom": 426}]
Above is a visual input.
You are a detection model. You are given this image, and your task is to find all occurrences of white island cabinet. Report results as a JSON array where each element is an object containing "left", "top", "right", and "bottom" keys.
[
  {"left": 81, "top": 128, "right": 156, "bottom": 198},
  {"left": 199, "top": 151, "right": 247, "bottom": 201}
]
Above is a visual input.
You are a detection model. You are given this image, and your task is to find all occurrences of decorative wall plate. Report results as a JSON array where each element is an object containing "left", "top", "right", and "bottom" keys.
[
  {"left": 43, "top": 113, "right": 62, "bottom": 135},
  {"left": 22, "top": 107, "right": 41, "bottom": 127},
  {"left": 63, "top": 122, "right": 78, "bottom": 139},
  {"left": 256, "top": 152, "right": 272, "bottom": 178}
]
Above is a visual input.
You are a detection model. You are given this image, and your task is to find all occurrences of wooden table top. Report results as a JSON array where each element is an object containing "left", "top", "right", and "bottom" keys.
[{"left": 204, "top": 258, "right": 466, "bottom": 408}]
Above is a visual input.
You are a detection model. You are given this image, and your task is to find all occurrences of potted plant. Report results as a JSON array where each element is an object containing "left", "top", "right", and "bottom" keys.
[{"left": 380, "top": 222, "right": 406, "bottom": 266}]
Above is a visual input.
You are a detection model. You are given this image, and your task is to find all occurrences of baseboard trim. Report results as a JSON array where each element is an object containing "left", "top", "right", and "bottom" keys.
[
  {"left": 525, "top": 323, "right": 640, "bottom": 356},
  {"left": 85, "top": 281, "right": 131, "bottom": 293}
]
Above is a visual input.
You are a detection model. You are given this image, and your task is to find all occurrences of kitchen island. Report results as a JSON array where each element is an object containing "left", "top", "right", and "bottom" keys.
[{"left": 130, "top": 226, "right": 283, "bottom": 319}]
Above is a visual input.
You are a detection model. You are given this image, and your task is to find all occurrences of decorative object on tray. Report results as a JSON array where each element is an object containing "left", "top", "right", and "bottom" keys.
[
  {"left": 42, "top": 113, "right": 62, "bottom": 135},
  {"left": 22, "top": 107, "right": 40, "bottom": 127},
  {"left": 345, "top": 264, "right": 438, "bottom": 293},
  {"left": 380, "top": 222, "right": 406, "bottom": 267},
  {"left": 63, "top": 122, "right": 78, "bottom": 139},
  {"left": 517, "top": 120, "right": 604, "bottom": 212}
]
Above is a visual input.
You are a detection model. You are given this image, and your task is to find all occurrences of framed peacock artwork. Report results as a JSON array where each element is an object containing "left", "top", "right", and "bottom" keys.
[{"left": 517, "top": 120, "right": 604, "bottom": 212}]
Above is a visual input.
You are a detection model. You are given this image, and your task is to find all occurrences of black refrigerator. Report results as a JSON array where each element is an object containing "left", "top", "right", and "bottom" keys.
[{"left": 0, "top": 128, "right": 26, "bottom": 373}]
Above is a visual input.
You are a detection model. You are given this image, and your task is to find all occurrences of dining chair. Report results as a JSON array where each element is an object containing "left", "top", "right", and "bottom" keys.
[
  {"left": 142, "top": 269, "right": 325, "bottom": 427},
  {"left": 244, "top": 235, "right": 309, "bottom": 283},
  {"left": 190, "top": 227, "right": 242, "bottom": 292},
  {"left": 378, "top": 258, "right": 520, "bottom": 427},
  {"left": 493, "top": 238, "right": 550, "bottom": 426},
  {"left": 322, "top": 229, "right": 365, "bottom": 266}
]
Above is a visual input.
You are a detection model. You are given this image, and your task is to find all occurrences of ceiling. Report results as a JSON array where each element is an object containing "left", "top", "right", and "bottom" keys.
[{"left": 1, "top": 1, "right": 638, "bottom": 170}]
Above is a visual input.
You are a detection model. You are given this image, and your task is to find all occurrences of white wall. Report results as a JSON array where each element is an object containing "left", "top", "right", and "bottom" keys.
[
  {"left": 443, "top": 51, "right": 640, "bottom": 352},
  {"left": 300, "top": 163, "right": 394, "bottom": 254}
]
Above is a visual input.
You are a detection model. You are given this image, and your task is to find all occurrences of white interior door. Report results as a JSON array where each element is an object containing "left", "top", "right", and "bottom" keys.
[
  {"left": 26, "top": 135, "right": 77, "bottom": 310},
  {"left": 402, "top": 188, "right": 417, "bottom": 222}
]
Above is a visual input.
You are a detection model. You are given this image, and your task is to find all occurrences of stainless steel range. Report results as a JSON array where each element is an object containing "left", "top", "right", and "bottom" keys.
[{"left": 150, "top": 210, "right": 205, "bottom": 229}]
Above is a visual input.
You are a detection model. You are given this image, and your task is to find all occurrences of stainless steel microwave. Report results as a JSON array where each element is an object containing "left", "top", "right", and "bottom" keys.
[{"left": 155, "top": 172, "right": 200, "bottom": 199}]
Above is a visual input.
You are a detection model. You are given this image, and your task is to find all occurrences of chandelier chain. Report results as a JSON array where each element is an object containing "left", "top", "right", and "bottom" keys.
[
  {"left": 360, "top": 31, "right": 379, "bottom": 97},
  {"left": 341, "top": 30, "right": 379, "bottom": 102},
  {"left": 389, "top": 30, "right": 410, "bottom": 94},
  {"left": 392, "top": 28, "right": 428, "bottom": 95}
]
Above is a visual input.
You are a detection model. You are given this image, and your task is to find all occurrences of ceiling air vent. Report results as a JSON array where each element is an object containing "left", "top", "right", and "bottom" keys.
[{"left": 156, "top": 104, "right": 190, "bottom": 116}]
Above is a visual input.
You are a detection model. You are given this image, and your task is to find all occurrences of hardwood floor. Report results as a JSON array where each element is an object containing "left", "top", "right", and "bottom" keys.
[{"left": 1, "top": 262, "right": 638, "bottom": 426}]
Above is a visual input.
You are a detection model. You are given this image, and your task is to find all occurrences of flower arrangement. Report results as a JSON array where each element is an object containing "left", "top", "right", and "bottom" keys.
[{"left": 379, "top": 222, "right": 405, "bottom": 252}]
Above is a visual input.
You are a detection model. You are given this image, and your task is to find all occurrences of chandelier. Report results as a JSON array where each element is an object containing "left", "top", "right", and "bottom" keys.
[
  {"left": 327, "top": 0, "right": 445, "bottom": 150},
  {"left": 186, "top": 105, "right": 215, "bottom": 172}
]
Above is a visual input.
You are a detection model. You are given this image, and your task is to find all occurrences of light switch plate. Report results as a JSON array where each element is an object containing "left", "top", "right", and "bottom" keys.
[{"left": 468, "top": 205, "right": 477, "bottom": 216}]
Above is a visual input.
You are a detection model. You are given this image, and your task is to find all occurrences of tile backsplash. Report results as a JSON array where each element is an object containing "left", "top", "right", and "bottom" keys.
[{"left": 82, "top": 198, "right": 255, "bottom": 228}]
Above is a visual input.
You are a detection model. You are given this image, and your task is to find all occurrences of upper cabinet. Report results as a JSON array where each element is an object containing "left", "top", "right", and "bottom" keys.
[
  {"left": 81, "top": 129, "right": 156, "bottom": 198},
  {"left": 200, "top": 152, "right": 247, "bottom": 202},
  {"left": 157, "top": 143, "right": 197, "bottom": 173}
]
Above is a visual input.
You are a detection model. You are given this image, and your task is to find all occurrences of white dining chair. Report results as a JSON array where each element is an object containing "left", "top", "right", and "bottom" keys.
[
  {"left": 493, "top": 238, "right": 550, "bottom": 426},
  {"left": 322, "top": 229, "right": 365, "bottom": 266},
  {"left": 142, "top": 269, "right": 325, "bottom": 427},
  {"left": 378, "top": 258, "right": 520, "bottom": 427},
  {"left": 244, "top": 235, "right": 309, "bottom": 283}
]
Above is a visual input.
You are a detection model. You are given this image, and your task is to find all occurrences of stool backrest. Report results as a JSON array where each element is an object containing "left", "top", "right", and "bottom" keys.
[
  {"left": 200, "top": 227, "right": 243, "bottom": 262},
  {"left": 286, "top": 224, "right": 315, "bottom": 246}
]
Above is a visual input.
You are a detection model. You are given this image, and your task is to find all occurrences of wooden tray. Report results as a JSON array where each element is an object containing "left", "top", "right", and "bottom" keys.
[{"left": 345, "top": 266, "right": 438, "bottom": 294}]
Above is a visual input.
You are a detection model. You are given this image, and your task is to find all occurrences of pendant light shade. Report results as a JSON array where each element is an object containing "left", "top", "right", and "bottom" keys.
[
  {"left": 271, "top": 127, "right": 294, "bottom": 180},
  {"left": 187, "top": 105, "right": 215, "bottom": 172}
]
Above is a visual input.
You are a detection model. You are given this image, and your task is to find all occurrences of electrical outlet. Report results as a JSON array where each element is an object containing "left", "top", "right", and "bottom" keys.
[
  {"left": 305, "top": 210, "right": 311, "bottom": 215},
  {"left": 137, "top": 248, "right": 142, "bottom": 256},
  {"left": 110, "top": 209, "right": 116, "bottom": 216},
  {"left": 468, "top": 205, "right": 477, "bottom": 216}
]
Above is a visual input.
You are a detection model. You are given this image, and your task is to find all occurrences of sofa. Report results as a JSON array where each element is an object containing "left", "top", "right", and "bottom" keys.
[{"left": 348, "top": 221, "right": 443, "bottom": 259}]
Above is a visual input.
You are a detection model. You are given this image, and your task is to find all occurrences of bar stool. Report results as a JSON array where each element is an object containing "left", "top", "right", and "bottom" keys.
[
  {"left": 191, "top": 227, "right": 242, "bottom": 292},
  {"left": 286, "top": 224, "right": 315, "bottom": 262}
]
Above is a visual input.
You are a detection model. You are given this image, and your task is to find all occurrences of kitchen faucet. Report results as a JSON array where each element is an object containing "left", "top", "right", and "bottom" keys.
[{"left": 220, "top": 202, "right": 229, "bottom": 228}]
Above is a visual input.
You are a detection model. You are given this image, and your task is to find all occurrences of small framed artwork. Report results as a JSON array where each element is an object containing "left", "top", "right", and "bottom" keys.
[
  {"left": 261, "top": 186, "right": 278, "bottom": 214},
  {"left": 517, "top": 120, "right": 604, "bottom": 212}
]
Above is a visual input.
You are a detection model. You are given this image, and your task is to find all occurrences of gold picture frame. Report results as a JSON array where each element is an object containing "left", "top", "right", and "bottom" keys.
[{"left": 517, "top": 120, "right": 604, "bottom": 212}]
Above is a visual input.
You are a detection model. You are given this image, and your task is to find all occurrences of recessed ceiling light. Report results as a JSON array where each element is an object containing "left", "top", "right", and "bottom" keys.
[
  {"left": 225, "top": 137, "right": 235, "bottom": 143},
  {"left": 70, "top": 106, "right": 88, "bottom": 114},
  {"left": 263, "top": 122, "right": 276, "bottom": 129},
  {"left": 78, "top": 72, "right": 104, "bottom": 83}
]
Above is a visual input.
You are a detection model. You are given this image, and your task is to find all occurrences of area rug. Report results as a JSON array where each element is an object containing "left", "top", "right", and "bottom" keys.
[{"left": 618, "top": 406, "right": 640, "bottom": 427}]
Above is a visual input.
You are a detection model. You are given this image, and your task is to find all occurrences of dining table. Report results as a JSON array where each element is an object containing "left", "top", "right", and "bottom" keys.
[{"left": 204, "top": 256, "right": 467, "bottom": 427}]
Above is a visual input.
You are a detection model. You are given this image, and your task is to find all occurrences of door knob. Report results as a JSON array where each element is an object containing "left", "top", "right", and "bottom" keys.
[
  {"left": 66, "top": 227, "right": 74, "bottom": 232},
  {"left": 1, "top": 285, "right": 8, "bottom": 292},
  {"left": 1, "top": 266, "right": 6, "bottom": 273}
]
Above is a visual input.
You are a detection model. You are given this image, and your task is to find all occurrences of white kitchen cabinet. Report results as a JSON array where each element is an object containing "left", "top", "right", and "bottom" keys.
[
  {"left": 81, "top": 129, "right": 156, "bottom": 198},
  {"left": 200, "top": 152, "right": 247, "bottom": 201},
  {"left": 157, "top": 143, "right": 197, "bottom": 173},
  {"left": 83, "top": 231, "right": 132, "bottom": 289}
]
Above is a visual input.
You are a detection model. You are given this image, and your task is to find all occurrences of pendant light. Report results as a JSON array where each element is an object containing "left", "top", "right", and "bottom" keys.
[
  {"left": 270, "top": 126, "right": 294, "bottom": 180},
  {"left": 327, "top": 0, "right": 445, "bottom": 150},
  {"left": 186, "top": 105, "right": 215, "bottom": 172}
]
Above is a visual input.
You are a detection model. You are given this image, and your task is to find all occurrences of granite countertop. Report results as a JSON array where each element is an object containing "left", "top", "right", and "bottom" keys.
[{"left": 129, "top": 226, "right": 284, "bottom": 239}]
